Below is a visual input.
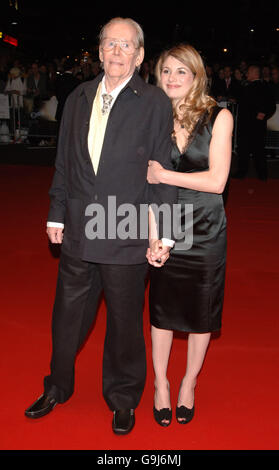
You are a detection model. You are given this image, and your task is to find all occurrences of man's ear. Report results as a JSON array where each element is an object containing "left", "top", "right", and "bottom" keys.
[
  {"left": 99, "top": 46, "right": 103, "bottom": 65},
  {"left": 136, "top": 47, "right": 145, "bottom": 68}
]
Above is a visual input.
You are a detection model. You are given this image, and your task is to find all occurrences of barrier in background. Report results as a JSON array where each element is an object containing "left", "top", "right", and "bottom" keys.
[
  {"left": 218, "top": 101, "right": 279, "bottom": 153},
  {"left": 0, "top": 93, "right": 58, "bottom": 145},
  {"left": 1, "top": 94, "right": 279, "bottom": 152},
  {"left": 266, "top": 104, "right": 279, "bottom": 152}
]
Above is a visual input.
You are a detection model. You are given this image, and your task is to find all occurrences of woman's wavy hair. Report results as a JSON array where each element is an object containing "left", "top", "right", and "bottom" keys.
[{"left": 155, "top": 44, "right": 216, "bottom": 135}]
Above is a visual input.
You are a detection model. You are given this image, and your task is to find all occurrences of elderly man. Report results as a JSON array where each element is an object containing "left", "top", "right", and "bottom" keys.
[{"left": 25, "top": 17, "right": 176, "bottom": 434}]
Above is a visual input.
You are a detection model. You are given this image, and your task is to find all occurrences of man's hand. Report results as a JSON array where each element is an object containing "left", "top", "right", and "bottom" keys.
[
  {"left": 146, "top": 239, "right": 170, "bottom": 267},
  {"left": 46, "top": 227, "right": 64, "bottom": 244},
  {"left": 147, "top": 160, "right": 164, "bottom": 184}
]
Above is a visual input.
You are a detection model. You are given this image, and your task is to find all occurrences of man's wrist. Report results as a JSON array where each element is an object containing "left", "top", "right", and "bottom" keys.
[
  {"left": 162, "top": 238, "right": 175, "bottom": 248},
  {"left": 47, "top": 221, "right": 64, "bottom": 228}
]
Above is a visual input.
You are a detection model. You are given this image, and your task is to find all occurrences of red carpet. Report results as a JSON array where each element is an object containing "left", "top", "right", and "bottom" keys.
[{"left": 0, "top": 164, "right": 279, "bottom": 451}]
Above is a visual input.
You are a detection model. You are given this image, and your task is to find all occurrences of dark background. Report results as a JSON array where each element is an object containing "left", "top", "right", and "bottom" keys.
[{"left": 1, "top": 0, "right": 279, "bottom": 64}]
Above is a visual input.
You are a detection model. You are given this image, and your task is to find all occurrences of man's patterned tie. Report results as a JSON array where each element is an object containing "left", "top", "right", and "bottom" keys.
[{"left": 102, "top": 93, "right": 113, "bottom": 115}]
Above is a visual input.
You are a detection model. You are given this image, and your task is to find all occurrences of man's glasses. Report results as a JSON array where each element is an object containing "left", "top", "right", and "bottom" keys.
[{"left": 101, "top": 38, "right": 138, "bottom": 54}]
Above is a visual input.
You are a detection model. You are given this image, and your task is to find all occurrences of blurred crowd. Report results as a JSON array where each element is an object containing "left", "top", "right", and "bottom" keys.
[
  {"left": 0, "top": 55, "right": 101, "bottom": 117},
  {"left": 0, "top": 53, "right": 279, "bottom": 146},
  {"left": 0, "top": 55, "right": 104, "bottom": 144},
  {"left": 205, "top": 61, "right": 279, "bottom": 105}
]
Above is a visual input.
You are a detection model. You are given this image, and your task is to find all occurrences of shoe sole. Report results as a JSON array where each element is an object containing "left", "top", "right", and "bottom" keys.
[
  {"left": 112, "top": 415, "right": 135, "bottom": 435},
  {"left": 113, "top": 427, "right": 134, "bottom": 435},
  {"left": 25, "top": 402, "right": 57, "bottom": 419}
]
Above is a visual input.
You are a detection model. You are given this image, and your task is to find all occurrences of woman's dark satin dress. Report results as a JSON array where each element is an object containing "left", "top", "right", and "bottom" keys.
[{"left": 149, "top": 107, "right": 226, "bottom": 332}]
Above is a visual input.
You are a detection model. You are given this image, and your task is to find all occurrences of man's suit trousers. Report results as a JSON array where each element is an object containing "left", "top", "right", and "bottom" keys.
[
  {"left": 237, "top": 120, "right": 267, "bottom": 179},
  {"left": 44, "top": 251, "right": 148, "bottom": 410}
]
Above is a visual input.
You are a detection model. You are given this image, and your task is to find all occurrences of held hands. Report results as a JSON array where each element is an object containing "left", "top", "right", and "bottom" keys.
[
  {"left": 146, "top": 239, "right": 170, "bottom": 268},
  {"left": 46, "top": 227, "right": 64, "bottom": 244},
  {"left": 147, "top": 160, "right": 164, "bottom": 184}
]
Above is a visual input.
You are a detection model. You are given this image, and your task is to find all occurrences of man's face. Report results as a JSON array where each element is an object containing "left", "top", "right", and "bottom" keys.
[
  {"left": 272, "top": 68, "right": 279, "bottom": 84},
  {"left": 224, "top": 67, "right": 231, "bottom": 79},
  {"left": 247, "top": 67, "right": 257, "bottom": 81},
  {"left": 206, "top": 65, "right": 212, "bottom": 77},
  {"left": 32, "top": 64, "right": 38, "bottom": 74},
  {"left": 99, "top": 22, "right": 144, "bottom": 83}
]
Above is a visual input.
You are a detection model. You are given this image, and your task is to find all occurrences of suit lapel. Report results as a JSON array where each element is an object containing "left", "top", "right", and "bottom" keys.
[
  {"left": 78, "top": 74, "right": 103, "bottom": 177},
  {"left": 83, "top": 73, "right": 103, "bottom": 105},
  {"left": 80, "top": 72, "right": 145, "bottom": 177}
]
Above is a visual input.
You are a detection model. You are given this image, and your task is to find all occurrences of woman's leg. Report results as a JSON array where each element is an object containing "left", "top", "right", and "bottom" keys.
[
  {"left": 151, "top": 325, "right": 173, "bottom": 423},
  {"left": 177, "top": 332, "right": 211, "bottom": 419}
]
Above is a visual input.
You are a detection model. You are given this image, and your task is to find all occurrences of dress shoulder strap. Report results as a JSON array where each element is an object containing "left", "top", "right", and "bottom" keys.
[
  {"left": 207, "top": 106, "right": 223, "bottom": 134},
  {"left": 211, "top": 105, "right": 223, "bottom": 124}
]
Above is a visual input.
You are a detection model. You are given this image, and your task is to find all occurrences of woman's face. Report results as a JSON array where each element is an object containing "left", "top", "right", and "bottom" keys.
[
  {"left": 234, "top": 69, "right": 242, "bottom": 81},
  {"left": 160, "top": 55, "right": 195, "bottom": 104}
]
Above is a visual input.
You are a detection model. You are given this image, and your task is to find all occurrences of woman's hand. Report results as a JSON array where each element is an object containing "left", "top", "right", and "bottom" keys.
[{"left": 147, "top": 160, "right": 164, "bottom": 184}]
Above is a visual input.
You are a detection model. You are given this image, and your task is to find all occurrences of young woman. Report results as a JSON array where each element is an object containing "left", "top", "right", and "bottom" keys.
[{"left": 147, "top": 44, "right": 233, "bottom": 426}]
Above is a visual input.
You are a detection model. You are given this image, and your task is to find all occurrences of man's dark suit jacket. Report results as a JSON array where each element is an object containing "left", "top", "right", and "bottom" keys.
[
  {"left": 55, "top": 72, "right": 80, "bottom": 122},
  {"left": 237, "top": 79, "right": 276, "bottom": 128},
  {"left": 212, "top": 77, "right": 241, "bottom": 101},
  {"left": 48, "top": 71, "right": 177, "bottom": 265},
  {"left": 27, "top": 73, "right": 47, "bottom": 98}
]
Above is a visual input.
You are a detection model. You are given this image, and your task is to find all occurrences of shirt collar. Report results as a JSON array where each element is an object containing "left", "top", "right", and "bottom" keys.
[
  {"left": 101, "top": 75, "right": 133, "bottom": 102},
  {"left": 80, "top": 70, "right": 145, "bottom": 104}
]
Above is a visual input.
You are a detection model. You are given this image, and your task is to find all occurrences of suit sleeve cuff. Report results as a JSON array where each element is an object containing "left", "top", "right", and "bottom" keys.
[
  {"left": 47, "top": 221, "right": 65, "bottom": 228},
  {"left": 162, "top": 238, "right": 175, "bottom": 248}
]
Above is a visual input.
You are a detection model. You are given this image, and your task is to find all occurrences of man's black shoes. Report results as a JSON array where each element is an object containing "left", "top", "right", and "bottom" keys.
[
  {"left": 25, "top": 394, "right": 58, "bottom": 419},
  {"left": 112, "top": 409, "right": 135, "bottom": 435},
  {"left": 25, "top": 396, "right": 135, "bottom": 435}
]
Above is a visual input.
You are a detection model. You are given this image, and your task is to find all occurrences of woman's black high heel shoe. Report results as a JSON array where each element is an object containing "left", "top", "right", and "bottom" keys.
[
  {"left": 176, "top": 405, "right": 195, "bottom": 424},
  {"left": 153, "top": 406, "right": 172, "bottom": 427}
]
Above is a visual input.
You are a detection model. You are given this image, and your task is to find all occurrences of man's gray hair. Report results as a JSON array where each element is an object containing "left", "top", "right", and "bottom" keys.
[{"left": 99, "top": 17, "right": 144, "bottom": 49}]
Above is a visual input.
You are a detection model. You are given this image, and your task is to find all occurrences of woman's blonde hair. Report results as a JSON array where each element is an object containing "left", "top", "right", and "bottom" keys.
[{"left": 156, "top": 44, "right": 216, "bottom": 135}]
